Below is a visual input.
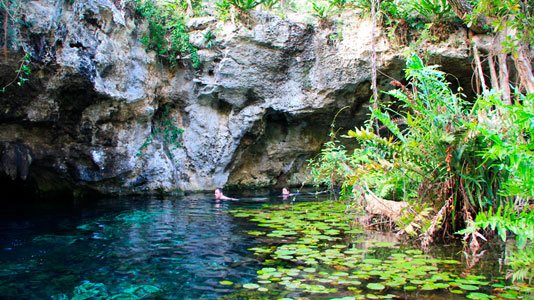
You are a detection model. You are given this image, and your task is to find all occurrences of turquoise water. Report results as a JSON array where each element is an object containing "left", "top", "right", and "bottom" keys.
[
  {"left": 0, "top": 193, "right": 283, "bottom": 299},
  {"left": 0, "top": 193, "right": 530, "bottom": 299}
]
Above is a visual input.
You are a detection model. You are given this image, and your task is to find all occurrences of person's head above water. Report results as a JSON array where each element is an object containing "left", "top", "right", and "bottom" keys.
[
  {"left": 214, "top": 188, "right": 224, "bottom": 200},
  {"left": 214, "top": 188, "right": 238, "bottom": 201},
  {"left": 282, "top": 187, "right": 290, "bottom": 195}
]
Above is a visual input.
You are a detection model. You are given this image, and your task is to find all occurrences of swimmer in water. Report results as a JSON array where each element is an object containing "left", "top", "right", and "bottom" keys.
[
  {"left": 214, "top": 188, "right": 238, "bottom": 201},
  {"left": 282, "top": 187, "right": 291, "bottom": 196}
]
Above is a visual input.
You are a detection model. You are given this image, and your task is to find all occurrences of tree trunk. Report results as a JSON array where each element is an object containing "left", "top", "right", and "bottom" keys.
[
  {"left": 447, "top": 0, "right": 489, "bottom": 34},
  {"left": 472, "top": 41, "right": 487, "bottom": 93},
  {"left": 488, "top": 52, "right": 499, "bottom": 90},
  {"left": 448, "top": 0, "right": 534, "bottom": 98},
  {"left": 513, "top": 43, "right": 534, "bottom": 93},
  {"left": 496, "top": 31, "right": 512, "bottom": 104}
]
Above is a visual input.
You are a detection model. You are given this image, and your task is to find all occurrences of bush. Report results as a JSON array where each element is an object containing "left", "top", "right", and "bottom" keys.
[
  {"left": 132, "top": 0, "right": 200, "bottom": 68},
  {"left": 309, "top": 54, "right": 533, "bottom": 248}
]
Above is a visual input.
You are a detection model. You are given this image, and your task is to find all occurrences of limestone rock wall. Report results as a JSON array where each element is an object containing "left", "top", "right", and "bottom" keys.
[{"left": 0, "top": 0, "right": 473, "bottom": 196}]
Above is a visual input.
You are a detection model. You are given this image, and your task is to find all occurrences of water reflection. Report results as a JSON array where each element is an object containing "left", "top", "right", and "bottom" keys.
[{"left": 0, "top": 194, "right": 261, "bottom": 299}]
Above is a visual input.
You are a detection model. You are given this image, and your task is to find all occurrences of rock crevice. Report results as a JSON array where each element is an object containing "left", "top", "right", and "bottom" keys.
[{"left": 0, "top": 2, "right": 476, "bottom": 196}]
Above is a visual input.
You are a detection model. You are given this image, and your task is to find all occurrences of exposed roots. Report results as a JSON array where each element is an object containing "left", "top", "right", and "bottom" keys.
[{"left": 421, "top": 195, "right": 452, "bottom": 249}]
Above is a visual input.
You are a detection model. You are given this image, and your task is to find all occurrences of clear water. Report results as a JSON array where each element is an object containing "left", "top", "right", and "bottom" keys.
[
  {"left": 0, "top": 193, "right": 284, "bottom": 299},
  {"left": 0, "top": 193, "right": 528, "bottom": 299}
]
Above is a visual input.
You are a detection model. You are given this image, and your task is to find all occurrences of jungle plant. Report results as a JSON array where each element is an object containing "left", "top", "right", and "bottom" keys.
[
  {"left": 449, "top": 0, "right": 534, "bottom": 99},
  {"left": 411, "top": 0, "right": 453, "bottom": 22},
  {"left": 0, "top": 52, "right": 31, "bottom": 93},
  {"left": 229, "top": 0, "right": 265, "bottom": 12},
  {"left": 132, "top": 0, "right": 200, "bottom": 68},
  {"left": 173, "top": 0, "right": 204, "bottom": 16},
  {"left": 261, "top": 0, "right": 280, "bottom": 10},
  {"left": 215, "top": 0, "right": 232, "bottom": 22},
  {"left": 311, "top": 54, "right": 523, "bottom": 242},
  {"left": 137, "top": 106, "right": 184, "bottom": 159},
  {"left": 312, "top": 1, "right": 334, "bottom": 27},
  {"left": 352, "top": 0, "right": 407, "bottom": 25},
  {"left": 506, "top": 248, "right": 534, "bottom": 282},
  {"left": 203, "top": 30, "right": 216, "bottom": 48},
  {"left": 307, "top": 140, "right": 355, "bottom": 195},
  {"left": 310, "top": 53, "right": 534, "bottom": 270},
  {"left": 328, "top": 0, "right": 350, "bottom": 10},
  {"left": 217, "top": 0, "right": 266, "bottom": 24},
  {"left": 312, "top": 1, "right": 332, "bottom": 19},
  {"left": 470, "top": 91, "right": 534, "bottom": 201}
]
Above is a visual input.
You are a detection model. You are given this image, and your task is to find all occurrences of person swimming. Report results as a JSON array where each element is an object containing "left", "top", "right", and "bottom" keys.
[
  {"left": 282, "top": 187, "right": 291, "bottom": 196},
  {"left": 214, "top": 187, "right": 238, "bottom": 201}
]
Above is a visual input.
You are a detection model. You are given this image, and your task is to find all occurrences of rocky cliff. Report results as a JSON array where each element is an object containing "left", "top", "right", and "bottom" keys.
[{"left": 0, "top": 0, "right": 475, "bottom": 197}]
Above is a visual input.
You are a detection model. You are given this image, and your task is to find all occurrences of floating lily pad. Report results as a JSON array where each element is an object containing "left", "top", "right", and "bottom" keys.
[
  {"left": 219, "top": 281, "right": 233, "bottom": 286},
  {"left": 246, "top": 231, "right": 266, "bottom": 236},
  {"left": 458, "top": 284, "right": 479, "bottom": 291},
  {"left": 243, "top": 283, "right": 260, "bottom": 289},
  {"left": 466, "top": 292, "right": 491, "bottom": 299},
  {"left": 367, "top": 283, "right": 385, "bottom": 291}
]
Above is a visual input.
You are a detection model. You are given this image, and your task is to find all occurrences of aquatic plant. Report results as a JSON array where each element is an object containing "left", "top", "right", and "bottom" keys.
[{"left": 229, "top": 201, "right": 533, "bottom": 298}]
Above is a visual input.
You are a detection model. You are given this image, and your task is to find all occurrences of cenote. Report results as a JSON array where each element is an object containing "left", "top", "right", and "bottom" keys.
[{"left": 0, "top": 193, "right": 531, "bottom": 299}]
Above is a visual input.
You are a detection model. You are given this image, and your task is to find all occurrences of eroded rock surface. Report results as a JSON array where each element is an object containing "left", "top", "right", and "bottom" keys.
[{"left": 0, "top": 1, "right": 474, "bottom": 196}]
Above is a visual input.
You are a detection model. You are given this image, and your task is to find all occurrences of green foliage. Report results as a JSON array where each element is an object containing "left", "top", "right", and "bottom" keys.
[
  {"left": 132, "top": 0, "right": 200, "bottom": 68},
  {"left": 1, "top": 52, "right": 31, "bottom": 93},
  {"left": 471, "top": 92, "right": 534, "bottom": 200},
  {"left": 215, "top": 0, "right": 268, "bottom": 23},
  {"left": 459, "top": 205, "right": 533, "bottom": 249},
  {"left": 328, "top": 0, "right": 350, "bottom": 10},
  {"left": 203, "top": 30, "right": 216, "bottom": 48},
  {"left": 468, "top": 0, "right": 534, "bottom": 49},
  {"left": 262, "top": 0, "right": 280, "bottom": 10},
  {"left": 229, "top": 0, "right": 265, "bottom": 11},
  {"left": 215, "top": 0, "right": 232, "bottom": 21},
  {"left": 307, "top": 140, "right": 355, "bottom": 195},
  {"left": 310, "top": 54, "right": 533, "bottom": 246},
  {"left": 411, "top": 0, "right": 452, "bottom": 22},
  {"left": 137, "top": 106, "right": 184, "bottom": 158},
  {"left": 312, "top": 1, "right": 334, "bottom": 21},
  {"left": 353, "top": 0, "right": 411, "bottom": 24},
  {"left": 507, "top": 248, "right": 534, "bottom": 283}
]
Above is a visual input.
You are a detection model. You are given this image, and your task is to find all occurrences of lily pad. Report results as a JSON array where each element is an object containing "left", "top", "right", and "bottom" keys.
[
  {"left": 366, "top": 283, "right": 385, "bottom": 291},
  {"left": 458, "top": 284, "right": 479, "bottom": 291},
  {"left": 243, "top": 283, "right": 260, "bottom": 289},
  {"left": 466, "top": 292, "right": 491, "bottom": 300}
]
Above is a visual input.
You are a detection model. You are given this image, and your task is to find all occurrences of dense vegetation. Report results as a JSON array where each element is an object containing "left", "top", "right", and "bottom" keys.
[
  {"left": 111, "top": 0, "right": 534, "bottom": 282},
  {"left": 304, "top": 0, "right": 534, "bottom": 283},
  {"left": 2, "top": 0, "right": 532, "bottom": 285}
]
